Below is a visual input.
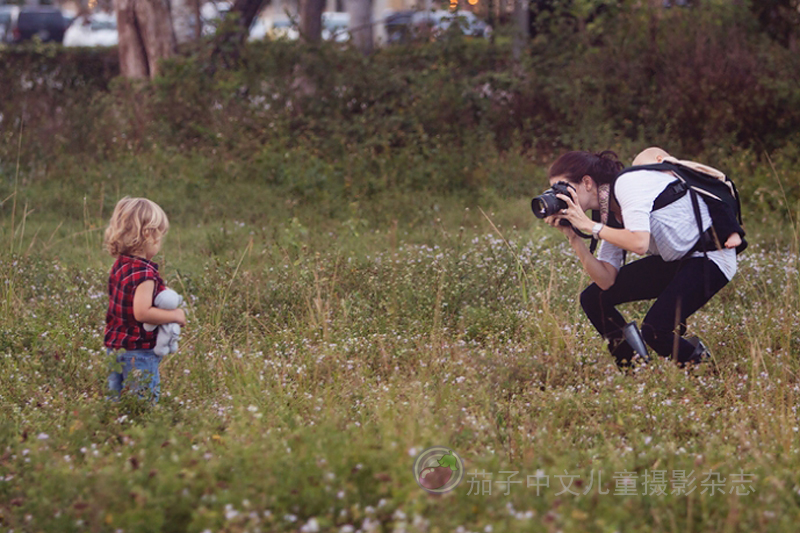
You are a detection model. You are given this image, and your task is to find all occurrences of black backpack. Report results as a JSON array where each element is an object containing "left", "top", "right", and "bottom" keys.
[{"left": 612, "top": 158, "right": 747, "bottom": 256}]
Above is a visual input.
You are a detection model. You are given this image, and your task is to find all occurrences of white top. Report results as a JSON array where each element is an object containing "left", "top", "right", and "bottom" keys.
[{"left": 597, "top": 170, "right": 737, "bottom": 280}]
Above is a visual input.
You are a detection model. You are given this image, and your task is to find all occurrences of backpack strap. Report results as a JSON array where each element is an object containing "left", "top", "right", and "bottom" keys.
[
  {"left": 588, "top": 210, "right": 627, "bottom": 261},
  {"left": 688, "top": 188, "right": 714, "bottom": 299},
  {"left": 652, "top": 179, "right": 688, "bottom": 211},
  {"left": 589, "top": 209, "right": 601, "bottom": 254}
]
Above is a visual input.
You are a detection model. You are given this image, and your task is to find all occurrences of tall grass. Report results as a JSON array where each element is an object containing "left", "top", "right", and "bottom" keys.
[{"left": 1, "top": 146, "right": 799, "bottom": 532}]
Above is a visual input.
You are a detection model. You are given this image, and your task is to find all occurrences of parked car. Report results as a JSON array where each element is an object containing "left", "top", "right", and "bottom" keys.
[
  {"left": 322, "top": 11, "right": 349, "bottom": 42},
  {"left": 262, "top": 16, "right": 299, "bottom": 40},
  {"left": 248, "top": 15, "right": 270, "bottom": 41},
  {"left": 253, "top": 12, "right": 348, "bottom": 42},
  {"left": 384, "top": 10, "right": 415, "bottom": 44},
  {"left": 410, "top": 9, "right": 489, "bottom": 40},
  {"left": 0, "top": 5, "right": 20, "bottom": 43},
  {"left": 200, "top": 1, "right": 232, "bottom": 36},
  {"left": 63, "top": 12, "right": 117, "bottom": 47},
  {"left": 8, "top": 6, "right": 68, "bottom": 44}
]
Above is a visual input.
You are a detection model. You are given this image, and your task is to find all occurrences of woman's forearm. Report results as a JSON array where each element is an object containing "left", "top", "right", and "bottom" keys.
[
  {"left": 563, "top": 200, "right": 651, "bottom": 256},
  {"left": 568, "top": 234, "right": 618, "bottom": 289},
  {"left": 595, "top": 225, "right": 650, "bottom": 256}
]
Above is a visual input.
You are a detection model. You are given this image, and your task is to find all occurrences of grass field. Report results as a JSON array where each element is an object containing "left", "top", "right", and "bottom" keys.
[{"left": 1, "top": 150, "right": 800, "bottom": 533}]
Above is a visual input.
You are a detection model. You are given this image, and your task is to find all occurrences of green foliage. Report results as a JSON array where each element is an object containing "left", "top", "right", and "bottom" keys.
[{"left": 2, "top": 2, "right": 800, "bottom": 175}]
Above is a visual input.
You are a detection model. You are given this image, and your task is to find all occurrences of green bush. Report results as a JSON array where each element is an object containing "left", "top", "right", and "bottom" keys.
[{"left": 2, "top": 3, "right": 799, "bottom": 170}]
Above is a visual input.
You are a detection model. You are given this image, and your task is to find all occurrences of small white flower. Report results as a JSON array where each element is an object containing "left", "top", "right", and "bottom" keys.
[
  {"left": 301, "top": 518, "right": 320, "bottom": 532},
  {"left": 224, "top": 504, "right": 239, "bottom": 521}
]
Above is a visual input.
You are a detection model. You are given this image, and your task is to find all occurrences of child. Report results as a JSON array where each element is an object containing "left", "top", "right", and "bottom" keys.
[
  {"left": 631, "top": 147, "right": 743, "bottom": 250},
  {"left": 103, "top": 197, "right": 186, "bottom": 402}
]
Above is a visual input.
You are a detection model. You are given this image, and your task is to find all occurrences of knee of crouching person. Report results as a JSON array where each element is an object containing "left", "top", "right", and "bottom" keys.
[{"left": 580, "top": 283, "right": 602, "bottom": 314}]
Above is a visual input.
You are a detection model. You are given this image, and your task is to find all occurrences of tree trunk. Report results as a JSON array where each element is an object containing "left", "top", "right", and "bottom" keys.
[
  {"left": 193, "top": 0, "right": 202, "bottom": 40},
  {"left": 348, "top": 0, "right": 373, "bottom": 53},
  {"left": 229, "top": 0, "right": 269, "bottom": 38},
  {"left": 207, "top": 0, "right": 269, "bottom": 73},
  {"left": 300, "top": 0, "right": 325, "bottom": 43},
  {"left": 116, "top": 0, "right": 177, "bottom": 79},
  {"left": 512, "top": 0, "right": 529, "bottom": 62}
]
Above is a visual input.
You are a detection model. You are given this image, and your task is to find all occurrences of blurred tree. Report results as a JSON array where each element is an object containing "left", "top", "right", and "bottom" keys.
[
  {"left": 513, "top": 0, "right": 530, "bottom": 61},
  {"left": 116, "top": 0, "right": 177, "bottom": 79},
  {"left": 750, "top": 0, "right": 799, "bottom": 51},
  {"left": 226, "top": 0, "right": 271, "bottom": 42},
  {"left": 301, "top": 0, "right": 325, "bottom": 42},
  {"left": 348, "top": 0, "right": 373, "bottom": 54},
  {"left": 527, "top": 0, "right": 620, "bottom": 39},
  {"left": 528, "top": 0, "right": 575, "bottom": 38},
  {"left": 208, "top": 0, "right": 270, "bottom": 72}
]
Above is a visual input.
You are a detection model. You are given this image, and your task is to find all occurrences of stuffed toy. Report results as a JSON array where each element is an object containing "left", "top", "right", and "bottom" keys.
[{"left": 143, "top": 288, "right": 183, "bottom": 357}]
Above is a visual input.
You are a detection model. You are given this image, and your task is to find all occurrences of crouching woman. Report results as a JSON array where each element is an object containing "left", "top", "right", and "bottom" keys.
[{"left": 544, "top": 150, "right": 736, "bottom": 367}]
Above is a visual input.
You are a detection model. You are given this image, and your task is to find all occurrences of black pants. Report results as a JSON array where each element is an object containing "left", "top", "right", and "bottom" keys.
[{"left": 580, "top": 255, "right": 728, "bottom": 365}]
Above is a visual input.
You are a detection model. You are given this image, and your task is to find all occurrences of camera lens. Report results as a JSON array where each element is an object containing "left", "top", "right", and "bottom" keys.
[{"left": 531, "top": 193, "right": 561, "bottom": 219}]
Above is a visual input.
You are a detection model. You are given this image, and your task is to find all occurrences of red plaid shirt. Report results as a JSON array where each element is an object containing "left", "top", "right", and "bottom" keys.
[{"left": 104, "top": 255, "right": 166, "bottom": 350}]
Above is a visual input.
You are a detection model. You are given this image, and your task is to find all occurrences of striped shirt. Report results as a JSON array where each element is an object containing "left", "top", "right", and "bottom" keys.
[{"left": 598, "top": 170, "right": 737, "bottom": 280}]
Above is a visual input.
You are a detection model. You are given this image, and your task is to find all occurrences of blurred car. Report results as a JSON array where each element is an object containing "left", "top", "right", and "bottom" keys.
[
  {"left": 8, "top": 6, "right": 68, "bottom": 44},
  {"left": 411, "top": 9, "right": 489, "bottom": 39},
  {"left": 63, "top": 12, "right": 118, "bottom": 47},
  {"left": 322, "top": 11, "right": 349, "bottom": 42},
  {"left": 0, "top": 5, "right": 20, "bottom": 43},
  {"left": 200, "top": 1, "right": 232, "bottom": 36},
  {"left": 248, "top": 15, "right": 269, "bottom": 41},
  {"left": 264, "top": 16, "right": 299, "bottom": 40},
  {"left": 384, "top": 9, "right": 414, "bottom": 44},
  {"left": 253, "top": 12, "right": 348, "bottom": 42}
]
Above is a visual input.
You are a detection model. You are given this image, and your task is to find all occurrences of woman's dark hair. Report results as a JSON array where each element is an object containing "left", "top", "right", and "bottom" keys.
[{"left": 548, "top": 150, "right": 624, "bottom": 186}]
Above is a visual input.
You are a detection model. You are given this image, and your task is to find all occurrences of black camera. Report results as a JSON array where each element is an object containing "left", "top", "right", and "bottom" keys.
[{"left": 531, "top": 181, "right": 574, "bottom": 219}]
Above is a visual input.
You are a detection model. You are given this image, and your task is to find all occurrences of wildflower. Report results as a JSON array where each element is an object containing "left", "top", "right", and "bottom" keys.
[{"left": 301, "top": 518, "right": 320, "bottom": 532}]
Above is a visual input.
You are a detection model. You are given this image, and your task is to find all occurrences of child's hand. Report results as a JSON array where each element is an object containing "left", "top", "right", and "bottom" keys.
[
  {"left": 173, "top": 308, "right": 187, "bottom": 327},
  {"left": 725, "top": 233, "right": 742, "bottom": 249}
]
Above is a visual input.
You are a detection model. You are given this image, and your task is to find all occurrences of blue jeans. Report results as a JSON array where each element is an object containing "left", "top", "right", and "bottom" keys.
[{"left": 107, "top": 349, "right": 162, "bottom": 402}]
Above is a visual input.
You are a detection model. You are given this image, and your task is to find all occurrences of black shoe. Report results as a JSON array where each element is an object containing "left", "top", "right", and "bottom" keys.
[
  {"left": 608, "top": 337, "right": 634, "bottom": 370},
  {"left": 684, "top": 336, "right": 717, "bottom": 373}
]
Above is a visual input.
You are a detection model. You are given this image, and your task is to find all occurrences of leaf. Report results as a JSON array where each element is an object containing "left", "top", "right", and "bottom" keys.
[{"left": 437, "top": 451, "right": 458, "bottom": 471}]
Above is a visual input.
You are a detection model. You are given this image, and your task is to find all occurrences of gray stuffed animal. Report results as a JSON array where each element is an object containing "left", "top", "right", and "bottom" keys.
[{"left": 143, "top": 288, "right": 183, "bottom": 357}]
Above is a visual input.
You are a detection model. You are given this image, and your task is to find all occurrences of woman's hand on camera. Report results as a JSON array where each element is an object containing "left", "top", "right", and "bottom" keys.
[
  {"left": 556, "top": 188, "right": 593, "bottom": 234},
  {"left": 544, "top": 213, "right": 573, "bottom": 238}
]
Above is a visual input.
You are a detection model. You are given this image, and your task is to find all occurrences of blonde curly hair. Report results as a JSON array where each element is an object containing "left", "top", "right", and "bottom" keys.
[{"left": 104, "top": 197, "right": 169, "bottom": 257}]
